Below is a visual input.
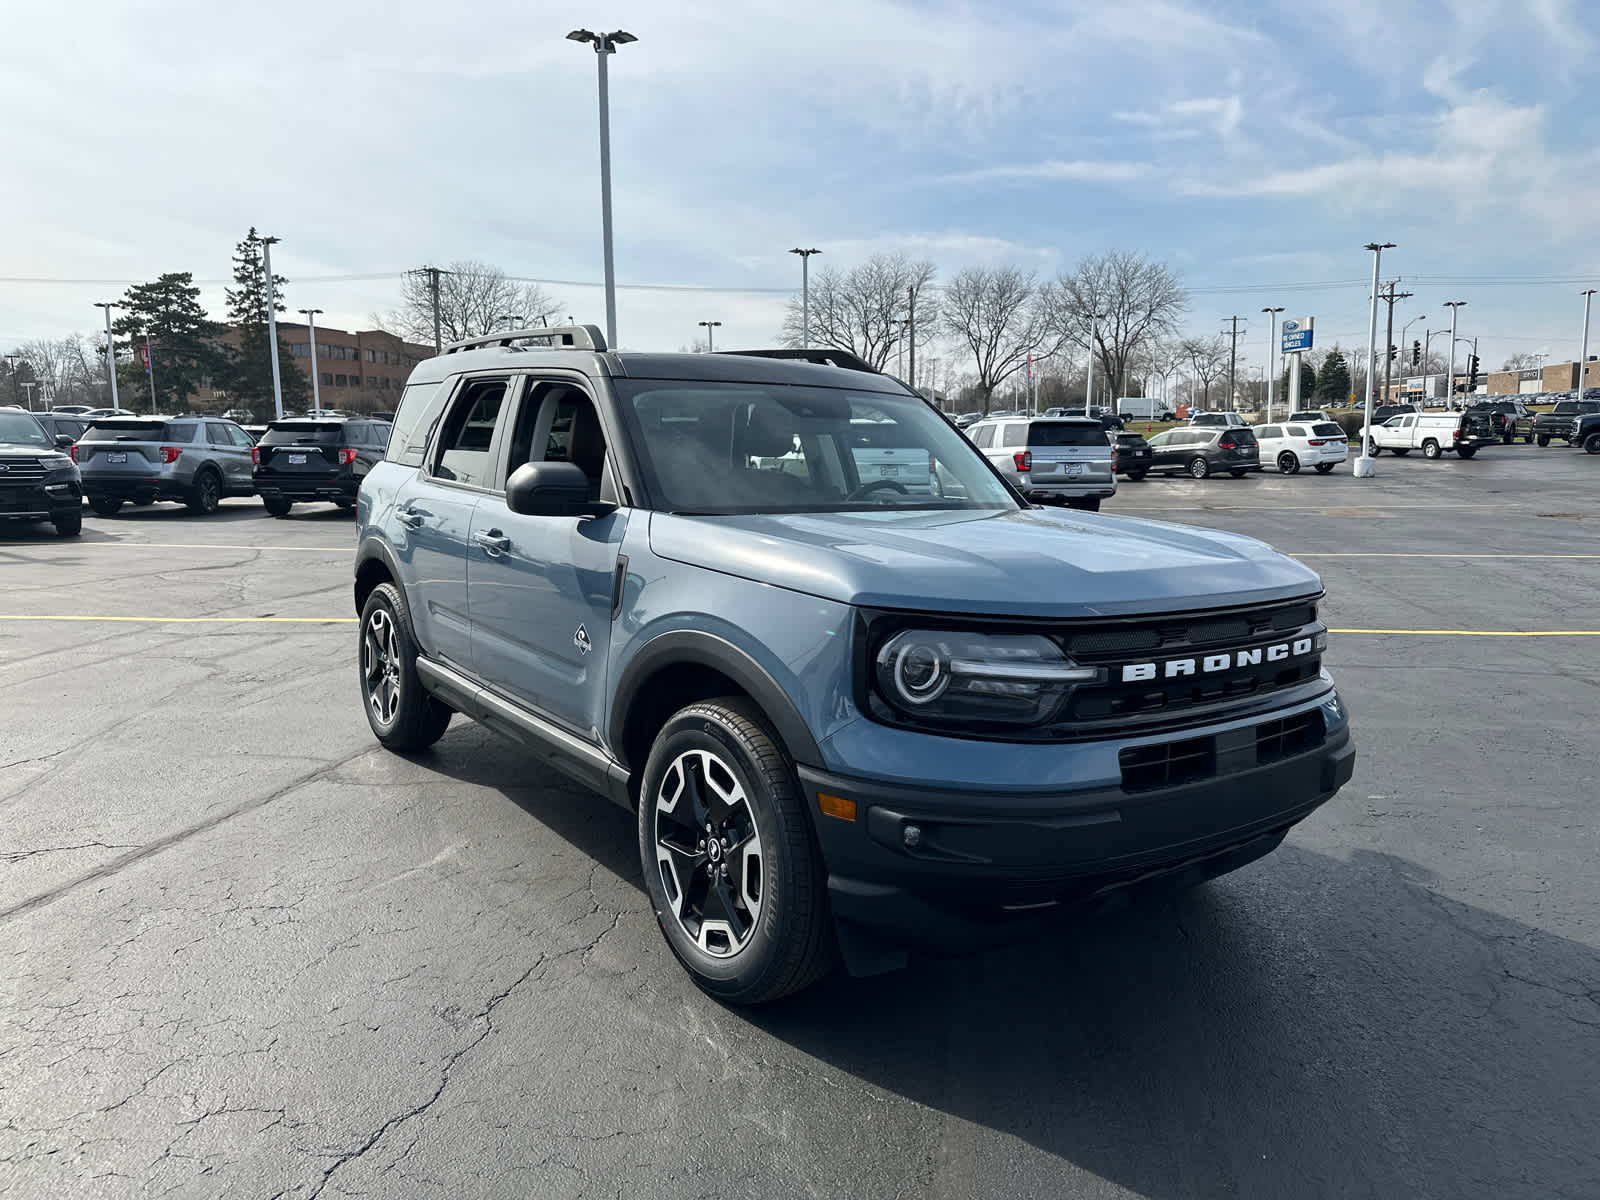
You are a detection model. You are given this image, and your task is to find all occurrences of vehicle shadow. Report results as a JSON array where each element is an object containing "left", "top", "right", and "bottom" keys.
[{"left": 419, "top": 732, "right": 1599, "bottom": 1198}]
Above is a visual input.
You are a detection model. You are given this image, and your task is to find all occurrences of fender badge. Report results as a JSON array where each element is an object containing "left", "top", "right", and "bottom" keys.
[{"left": 574, "top": 625, "right": 592, "bottom": 655}]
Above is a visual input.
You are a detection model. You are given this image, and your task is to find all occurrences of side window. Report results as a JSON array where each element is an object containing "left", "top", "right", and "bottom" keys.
[
  {"left": 166, "top": 420, "right": 198, "bottom": 443},
  {"left": 387, "top": 381, "right": 449, "bottom": 467},
  {"left": 1003, "top": 422, "right": 1028, "bottom": 447},
  {"left": 1284, "top": 425, "right": 1305, "bottom": 438},
  {"left": 430, "top": 379, "right": 509, "bottom": 488},
  {"left": 970, "top": 423, "right": 995, "bottom": 449},
  {"left": 225, "top": 424, "right": 253, "bottom": 447},
  {"left": 206, "top": 424, "right": 232, "bottom": 446},
  {"left": 1258, "top": 426, "right": 1280, "bottom": 439}
]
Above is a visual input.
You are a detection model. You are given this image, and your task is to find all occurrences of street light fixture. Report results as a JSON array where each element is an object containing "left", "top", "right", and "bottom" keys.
[
  {"left": 789, "top": 248, "right": 821, "bottom": 348},
  {"left": 1261, "top": 307, "right": 1284, "bottom": 421},
  {"left": 1355, "top": 242, "right": 1396, "bottom": 477},
  {"left": 298, "top": 308, "right": 324, "bottom": 416},
  {"left": 568, "top": 28, "right": 637, "bottom": 351},
  {"left": 498, "top": 313, "right": 524, "bottom": 330},
  {"left": 697, "top": 320, "right": 722, "bottom": 352},
  {"left": 93, "top": 301, "right": 121, "bottom": 411},
  {"left": 1085, "top": 313, "right": 1106, "bottom": 407}
]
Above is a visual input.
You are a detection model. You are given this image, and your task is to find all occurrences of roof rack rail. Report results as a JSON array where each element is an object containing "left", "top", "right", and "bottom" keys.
[
  {"left": 719, "top": 347, "right": 880, "bottom": 375},
  {"left": 442, "top": 323, "right": 608, "bottom": 355}
]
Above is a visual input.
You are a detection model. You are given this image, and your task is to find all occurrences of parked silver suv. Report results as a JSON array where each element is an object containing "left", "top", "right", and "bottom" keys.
[
  {"left": 965, "top": 415, "right": 1115, "bottom": 510},
  {"left": 78, "top": 415, "right": 257, "bottom": 516}
]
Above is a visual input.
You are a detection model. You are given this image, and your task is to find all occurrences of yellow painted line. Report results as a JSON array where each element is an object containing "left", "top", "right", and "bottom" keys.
[
  {"left": 0, "top": 615, "right": 353, "bottom": 624},
  {"left": 1330, "top": 628, "right": 1600, "bottom": 637}
]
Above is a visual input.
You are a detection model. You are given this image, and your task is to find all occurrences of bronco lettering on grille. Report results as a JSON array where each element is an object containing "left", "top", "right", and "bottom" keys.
[{"left": 1121, "top": 637, "right": 1317, "bottom": 683}]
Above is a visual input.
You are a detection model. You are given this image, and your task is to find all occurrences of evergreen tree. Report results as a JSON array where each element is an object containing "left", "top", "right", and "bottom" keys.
[
  {"left": 225, "top": 228, "right": 310, "bottom": 418},
  {"left": 1317, "top": 349, "right": 1352, "bottom": 406},
  {"left": 1279, "top": 357, "right": 1317, "bottom": 406},
  {"left": 111, "top": 273, "right": 222, "bottom": 413}
]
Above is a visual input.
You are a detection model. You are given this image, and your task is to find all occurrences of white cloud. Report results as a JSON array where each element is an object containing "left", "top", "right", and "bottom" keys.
[{"left": 944, "top": 161, "right": 1152, "bottom": 184}]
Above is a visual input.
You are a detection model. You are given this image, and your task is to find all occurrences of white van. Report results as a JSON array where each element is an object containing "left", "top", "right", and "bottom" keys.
[{"left": 1116, "top": 396, "right": 1174, "bottom": 421}]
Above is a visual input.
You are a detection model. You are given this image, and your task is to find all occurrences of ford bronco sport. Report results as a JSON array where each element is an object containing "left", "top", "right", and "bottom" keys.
[{"left": 353, "top": 326, "right": 1354, "bottom": 1004}]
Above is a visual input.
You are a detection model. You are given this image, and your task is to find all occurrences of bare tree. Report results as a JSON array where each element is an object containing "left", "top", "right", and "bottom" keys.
[
  {"left": 8, "top": 335, "right": 106, "bottom": 408},
  {"left": 1180, "top": 336, "right": 1229, "bottom": 408},
  {"left": 1500, "top": 351, "right": 1545, "bottom": 371},
  {"left": 779, "top": 252, "right": 937, "bottom": 370},
  {"left": 380, "top": 260, "right": 562, "bottom": 348},
  {"left": 940, "top": 266, "right": 1064, "bottom": 413},
  {"left": 1046, "top": 251, "right": 1187, "bottom": 400}
]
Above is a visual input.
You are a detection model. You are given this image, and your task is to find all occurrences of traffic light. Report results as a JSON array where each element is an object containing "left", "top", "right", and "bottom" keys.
[
  {"left": 1388, "top": 344, "right": 1397, "bottom": 363},
  {"left": 1412, "top": 340, "right": 1421, "bottom": 366},
  {"left": 1468, "top": 355, "right": 1480, "bottom": 387}
]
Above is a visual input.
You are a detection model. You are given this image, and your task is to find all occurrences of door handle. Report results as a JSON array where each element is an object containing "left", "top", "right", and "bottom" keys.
[
  {"left": 396, "top": 508, "right": 424, "bottom": 528},
  {"left": 474, "top": 529, "right": 511, "bottom": 554}
]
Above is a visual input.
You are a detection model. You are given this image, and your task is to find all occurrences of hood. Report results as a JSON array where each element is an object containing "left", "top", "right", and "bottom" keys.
[{"left": 648, "top": 507, "right": 1321, "bottom": 619}]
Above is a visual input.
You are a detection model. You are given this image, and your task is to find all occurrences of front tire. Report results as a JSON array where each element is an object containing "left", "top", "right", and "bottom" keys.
[
  {"left": 1188, "top": 456, "right": 1210, "bottom": 479},
  {"left": 186, "top": 469, "right": 222, "bottom": 515},
  {"left": 1585, "top": 433, "right": 1600, "bottom": 455},
  {"left": 358, "top": 582, "right": 452, "bottom": 752},
  {"left": 1314, "top": 463, "right": 1336, "bottom": 474},
  {"left": 638, "top": 699, "right": 834, "bottom": 1005},
  {"left": 1277, "top": 452, "right": 1300, "bottom": 475},
  {"left": 1537, "top": 435, "right": 1550, "bottom": 447},
  {"left": 262, "top": 497, "right": 293, "bottom": 518},
  {"left": 53, "top": 511, "right": 82, "bottom": 537},
  {"left": 1125, "top": 471, "right": 1147, "bottom": 482},
  {"left": 89, "top": 496, "right": 123, "bottom": 517},
  {"left": 1457, "top": 446, "right": 1478, "bottom": 459}
]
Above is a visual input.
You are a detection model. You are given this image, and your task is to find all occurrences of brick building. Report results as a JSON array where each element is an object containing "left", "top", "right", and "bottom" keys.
[{"left": 190, "top": 323, "right": 434, "bottom": 415}]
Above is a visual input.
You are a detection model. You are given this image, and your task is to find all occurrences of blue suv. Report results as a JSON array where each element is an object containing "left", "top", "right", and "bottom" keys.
[{"left": 353, "top": 328, "right": 1354, "bottom": 1004}]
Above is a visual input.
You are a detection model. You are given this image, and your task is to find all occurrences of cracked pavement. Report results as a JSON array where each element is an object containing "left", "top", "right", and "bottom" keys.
[{"left": 1, "top": 462, "right": 1597, "bottom": 1199}]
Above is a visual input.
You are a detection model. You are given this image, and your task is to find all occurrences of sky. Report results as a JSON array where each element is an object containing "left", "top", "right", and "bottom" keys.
[{"left": 3, "top": 0, "right": 1599, "bottom": 388}]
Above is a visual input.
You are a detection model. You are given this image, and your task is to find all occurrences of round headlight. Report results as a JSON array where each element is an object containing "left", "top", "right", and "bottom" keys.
[{"left": 882, "top": 634, "right": 951, "bottom": 706}]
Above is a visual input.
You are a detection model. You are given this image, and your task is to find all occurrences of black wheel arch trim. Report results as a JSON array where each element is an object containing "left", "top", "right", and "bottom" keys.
[
  {"left": 353, "top": 537, "right": 405, "bottom": 617},
  {"left": 609, "top": 631, "right": 823, "bottom": 771}
]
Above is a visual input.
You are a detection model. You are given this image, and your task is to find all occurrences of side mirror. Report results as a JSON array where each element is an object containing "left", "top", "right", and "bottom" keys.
[
  {"left": 506, "top": 461, "right": 614, "bottom": 518},
  {"left": 56, "top": 433, "right": 75, "bottom": 448}
]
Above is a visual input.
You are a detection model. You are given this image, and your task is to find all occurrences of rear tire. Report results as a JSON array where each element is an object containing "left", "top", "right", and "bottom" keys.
[
  {"left": 53, "top": 511, "right": 82, "bottom": 537},
  {"left": 359, "top": 582, "right": 452, "bottom": 752},
  {"left": 1585, "top": 433, "right": 1600, "bottom": 455},
  {"left": 1228, "top": 469, "right": 1247, "bottom": 478},
  {"left": 1537, "top": 435, "right": 1550, "bottom": 447},
  {"left": 638, "top": 698, "right": 835, "bottom": 1005},
  {"left": 1188, "top": 457, "right": 1210, "bottom": 479},
  {"left": 1523, "top": 434, "right": 1533, "bottom": 444},
  {"left": 1457, "top": 446, "right": 1478, "bottom": 459},
  {"left": 186, "top": 469, "right": 222, "bottom": 515},
  {"left": 1067, "top": 496, "right": 1101, "bottom": 511},
  {"left": 1277, "top": 452, "right": 1300, "bottom": 475},
  {"left": 1314, "top": 463, "right": 1336, "bottom": 474},
  {"left": 89, "top": 497, "right": 123, "bottom": 517},
  {"left": 1422, "top": 440, "right": 1441, "bottom": 459},
  {"left": 262, "top": 497, "right": 293, "bottom": 518}
]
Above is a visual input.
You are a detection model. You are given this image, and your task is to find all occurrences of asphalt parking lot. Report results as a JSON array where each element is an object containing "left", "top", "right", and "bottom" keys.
[{"left": 3, "top": 444, "right": 1597, "bottom": 1200}]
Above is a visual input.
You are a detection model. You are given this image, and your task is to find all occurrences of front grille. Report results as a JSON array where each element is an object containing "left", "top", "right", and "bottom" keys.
[
  {"left": 0, "top": 458, "right": 46, "bottom": 484},
  {"left": 1255, "top": 709, "right": 1325, "bottom": 764},
  {"left": 1119, "top": 737, "right": 1215, "bottom": 792}
]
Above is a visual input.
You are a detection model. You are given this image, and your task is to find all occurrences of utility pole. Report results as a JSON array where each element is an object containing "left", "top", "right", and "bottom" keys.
[
  {"left": 907, "top": 286, "right": 916, "bottom": 388},
  {"left": 422, "top": 266, "right": 443, "bottom": 353},
  {"left": 1223, "top": 316, "right": 1246, "bottom": 411},
  {"left": 1378, "top": 281, "right": 1414, "bottom": 405},
  {"left": 1356, "top": 242, "right": 1395, "bottom": 478},
  {"left": 3, "top": 353, "right": 19, "bottom": 409},
  {"left": 261, "top": 236, "right": 286, "bottom": 421},
  {"left": 1086, "top": 313, "right": 1105, "bottom": 407},
  {"left": 94, "top": 302, "right": 121, "bottom": 411}
]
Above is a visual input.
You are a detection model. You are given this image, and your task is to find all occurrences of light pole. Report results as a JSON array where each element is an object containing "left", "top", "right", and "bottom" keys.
[
  {"left": 1533, "top": 351, "right": 1548, "bottom": 393},
  {"left": 1085, "top": 313, "right": 1105, "bottom": 408},
  {"left": 1443, "top": 300, "right": 1466, "bottom": 412},
  {"left": 261, "top": 236, "right": 286, "bottom": 420},
  {"left": 1400, "top": 313, "right": 1426, "bottom": 399},
  {"left": 1262, "top": 307, "right": 1283, "bottom": 420},
  {"left": 1424, "top": 329, "right": 1449, "bottom": 404},
  {"left": 697, "top": 320, "right": 721, "bottom": 352},
  {"left": 1355, "top": 241, "right": 1395, "bottom": 477},
  {"left": 3, "top": 353, "right": 22, "bottom": 409},
  {"left": 1578, "top": 289, "right": 1597, "bottom": 400},
  {"left": 568, "top": 28, "right": 637, "bottom": 350},
  {"left": 789, "top": 248, "right": 820, "bottom": 348},
  {"left": 298, "top": 308, "right": 323, "bottom": 416},
  {"left": 94, "top": 302, "right": 121, "bottom": 411}
]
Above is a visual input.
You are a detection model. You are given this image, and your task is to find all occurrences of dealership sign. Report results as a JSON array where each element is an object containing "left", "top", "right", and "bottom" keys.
[{"left": 1281, "top": 317, "right": 1315, "bottom": 354}]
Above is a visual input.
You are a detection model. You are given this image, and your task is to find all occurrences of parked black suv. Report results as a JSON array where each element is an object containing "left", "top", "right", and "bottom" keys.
[
  {"left": 1110, "top": 430, "right": 1152, "bottom": 480},
  {"left": 0, "top": 409, "right": 82, "bottom": 536},
  {"left": 253, "top": 415, "right": 390, "bottom": 516}
]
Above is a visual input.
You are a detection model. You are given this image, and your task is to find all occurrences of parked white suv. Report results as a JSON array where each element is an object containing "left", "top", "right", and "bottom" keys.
[{"left": 1255, "top": 422, "right": 1349, "bottom": 475}]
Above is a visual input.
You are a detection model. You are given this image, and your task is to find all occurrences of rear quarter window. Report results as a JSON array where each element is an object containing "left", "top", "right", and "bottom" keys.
[{"left": 387, "top": 381, "right": 448, "bottom": 467}]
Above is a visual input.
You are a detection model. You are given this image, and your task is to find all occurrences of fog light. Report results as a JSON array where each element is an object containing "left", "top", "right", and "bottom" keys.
[{"left": 903, "top": 824, "right": 922, "bottom": 848}]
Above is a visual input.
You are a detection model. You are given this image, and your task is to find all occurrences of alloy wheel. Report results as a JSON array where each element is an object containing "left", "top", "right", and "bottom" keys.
[
  {"left": 653, "top": 749, "right": 765, "bottom": 958},
  {"left": 362, "top": 607, "right": 402, "bottom": 727}
]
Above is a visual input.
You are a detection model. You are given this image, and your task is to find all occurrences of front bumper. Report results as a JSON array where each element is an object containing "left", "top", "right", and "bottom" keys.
[
  {"left": 801, "top": 691, "right": 1353, "bottom": 957},
  {"left": 0, "top": 480, "right": 82, "bottom": 521}
]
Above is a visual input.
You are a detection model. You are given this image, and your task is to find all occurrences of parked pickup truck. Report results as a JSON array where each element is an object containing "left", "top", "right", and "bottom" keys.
[
  {"left": 1367, "top": 410, "right": 1496, "bottom": 459},
  {"left": 1468, "top": 399, "right": 1534, "bottom": 444},
  {"left": 1574, "top": 411, "right": 1600, "bottom": 455},
  {"left": 1533, "top": 399, "right": 1600, "bottom": 446}
]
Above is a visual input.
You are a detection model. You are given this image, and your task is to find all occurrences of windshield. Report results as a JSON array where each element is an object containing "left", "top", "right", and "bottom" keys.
[
  {"left": 0, "top": 412, "right": 51, "bottom": 446},
  {"left": 615, "top": 380, "right": 1017, "bottom": 514}
]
